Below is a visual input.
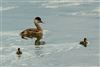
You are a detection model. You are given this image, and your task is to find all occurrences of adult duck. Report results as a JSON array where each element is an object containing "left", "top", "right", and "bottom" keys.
[{"left": 20, "top": 17, "right": 44, "bottom": 45}]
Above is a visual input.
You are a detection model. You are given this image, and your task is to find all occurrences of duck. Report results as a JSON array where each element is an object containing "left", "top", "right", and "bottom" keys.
[
  {"left": 20, "top": 17, "right": 44, "bottom": 45},
  {"left": 80, "top": 38, "right": 88, "bottom": 47}
]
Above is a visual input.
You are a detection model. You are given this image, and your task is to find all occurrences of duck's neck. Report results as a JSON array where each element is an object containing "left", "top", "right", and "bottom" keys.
[{"left": 34, "top": 22, "right": 42, "bottom": 31}]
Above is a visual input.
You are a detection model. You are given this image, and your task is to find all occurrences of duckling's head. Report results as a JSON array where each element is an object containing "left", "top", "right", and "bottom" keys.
[
  {"left": 84, "top": 38, "right": 87, "bottom": 41},
  {"left": 18, "top": 48, "right": 20, "bottom": 51},
  {"left": 34, "top": 17, "right": 43, "bottom": 23}
]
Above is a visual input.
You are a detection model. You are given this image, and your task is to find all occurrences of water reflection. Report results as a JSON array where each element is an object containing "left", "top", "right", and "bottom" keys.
[
  {"left": 34, "top": 47, "right": 44, "bottom": 57},
  {"left": 16, "top": 54, "right": 22, "bottom": 60}
]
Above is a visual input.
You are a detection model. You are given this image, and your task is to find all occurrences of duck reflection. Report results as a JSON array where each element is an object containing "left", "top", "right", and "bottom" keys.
[{"left": 34, "top": 47, "right": 44, "bottom": 57}]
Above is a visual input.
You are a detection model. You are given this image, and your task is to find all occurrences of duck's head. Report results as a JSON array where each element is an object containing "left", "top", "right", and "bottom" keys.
[{"left": 34, "top": 17, "right": 43, "bottom": 23}]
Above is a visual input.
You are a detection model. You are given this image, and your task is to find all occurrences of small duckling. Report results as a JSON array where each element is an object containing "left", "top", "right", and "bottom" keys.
[
  {"left": 16, "top": 48, "right": 22, "bottom": 57},
  {"left": 80, "top": 38, "right": 88, "bottom": 47}
]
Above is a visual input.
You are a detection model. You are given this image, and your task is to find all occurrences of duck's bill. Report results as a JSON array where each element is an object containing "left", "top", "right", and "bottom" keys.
[{"left": 40, "top": 21, "right": 43, "bottom": 23}]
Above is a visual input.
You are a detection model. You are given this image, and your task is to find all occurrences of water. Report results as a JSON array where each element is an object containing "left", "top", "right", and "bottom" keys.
[{"left": 0, "top": 0, "right": 100, "bottom": 67}]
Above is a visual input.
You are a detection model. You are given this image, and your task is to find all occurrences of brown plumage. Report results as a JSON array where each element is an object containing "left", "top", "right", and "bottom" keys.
[{"left": 20, "top": 28, "right": 43, "bottom": 39}]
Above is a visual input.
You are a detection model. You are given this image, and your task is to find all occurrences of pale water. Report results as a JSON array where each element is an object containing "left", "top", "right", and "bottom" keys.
[{"left": 0, "top": 0, "right": 100, "bottom": 67}]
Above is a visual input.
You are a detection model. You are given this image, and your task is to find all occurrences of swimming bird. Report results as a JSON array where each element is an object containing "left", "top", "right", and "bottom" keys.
[
  {"left": 80, "top": 38, "right": 88, "bottom": 47},
  {"left": 16, "top": 48, "right": 22, "bottom": 55},
  {"left": 20, "top": 17, "right": 43, "bottom": 45}
]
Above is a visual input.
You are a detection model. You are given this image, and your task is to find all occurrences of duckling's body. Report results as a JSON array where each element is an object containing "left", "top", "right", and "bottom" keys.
[{"left": 80, "top": 38, "right": 88, "bottom": 47}]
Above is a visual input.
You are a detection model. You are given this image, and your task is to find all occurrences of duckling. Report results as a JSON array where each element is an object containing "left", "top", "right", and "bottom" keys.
[
  {"left": 80, "top": 38, "right": 88, "bottom": 47},
  {"left": 16, "top": 48, "right": 22, "bottom": 56}
]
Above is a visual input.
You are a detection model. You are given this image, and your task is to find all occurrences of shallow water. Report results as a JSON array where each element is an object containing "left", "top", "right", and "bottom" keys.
[{"left": 0, "top": 1, "right": 100, "bottom": 67}]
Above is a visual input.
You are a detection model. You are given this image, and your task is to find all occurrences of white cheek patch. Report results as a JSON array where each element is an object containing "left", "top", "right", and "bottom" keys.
[{"left": 34, "top": 20, "right": 39, "bottom": 23}]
